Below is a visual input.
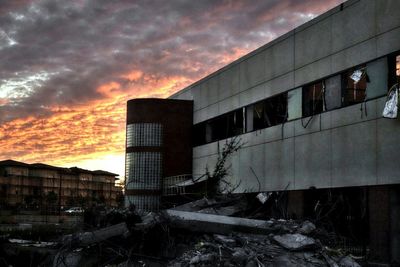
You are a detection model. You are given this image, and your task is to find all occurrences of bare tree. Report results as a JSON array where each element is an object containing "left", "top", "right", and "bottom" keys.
[{"left": 203, "top": 137, "right": 244, "bottom": 196}]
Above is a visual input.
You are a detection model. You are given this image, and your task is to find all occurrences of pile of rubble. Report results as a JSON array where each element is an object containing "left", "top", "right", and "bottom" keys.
[
  {"left": 167, "top": 220, "right": 360, "bottom": 267},
  {"left": 0, "top": 196, "right": 363, "bottom": 266}
]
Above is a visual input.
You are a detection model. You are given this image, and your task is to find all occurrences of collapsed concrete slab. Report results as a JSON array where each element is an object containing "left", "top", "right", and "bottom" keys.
[
  {"left": 62, "top": 222, "right": 129, "bottom": 247},
  {"left": 272, "top": 233, "right": 317, "bottom": 251},
  {"left": 164, "top": 209, "right": 273, "bottom": 234}
]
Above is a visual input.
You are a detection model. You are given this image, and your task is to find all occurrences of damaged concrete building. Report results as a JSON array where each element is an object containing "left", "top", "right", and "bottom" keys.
[{"left": 125, "top": 0, "right": 400, "bottom": 264}]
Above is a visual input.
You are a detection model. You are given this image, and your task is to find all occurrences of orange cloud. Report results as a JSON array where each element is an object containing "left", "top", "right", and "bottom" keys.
[
  {"left": 121, "top": 70, "right": 143, "bottom": 81},
  {"left": 0, "top": 96, "right": 125, "bottom": 171},
  {"left": 219, "top": 47, "right": 250, "bottom": 65},
  {"left": 97, "top": 81, "right": 122, "bottom": 97},
  {"left": 0, "top": 72, "right": 199, "bottom": 177}
]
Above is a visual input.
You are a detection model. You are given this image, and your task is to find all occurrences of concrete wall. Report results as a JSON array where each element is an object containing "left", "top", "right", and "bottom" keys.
[
  {"left": 170, "top": 0, "right": 400, "bottom": 192},
  {"left": 192, "top": 98, "right": 400, "bottom": 192}
]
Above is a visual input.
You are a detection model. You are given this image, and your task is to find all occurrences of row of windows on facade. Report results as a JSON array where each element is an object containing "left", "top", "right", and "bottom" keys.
[
  {"left": 194, "top": 54, "right": 400, "bottom": 146},
  {"left": 126, "top": 123, "right": 163, "bottom": 148},
  {"left": 125, "top": 152, "right": 162, "bottom": 190}
]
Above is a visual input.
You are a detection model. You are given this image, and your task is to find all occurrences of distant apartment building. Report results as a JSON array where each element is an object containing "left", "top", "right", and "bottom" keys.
[
  {"left": 0, "top": 160, "right": 121, "bottom": 208},
  {"left": 125, "top": 0, "right": 400, "bottom": 264}
]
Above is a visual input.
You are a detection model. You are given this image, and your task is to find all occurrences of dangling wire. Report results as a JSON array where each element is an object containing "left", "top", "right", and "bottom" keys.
[
  {"left": 360, "top": 72, "right": 369, "bottom": 119},
  {"left": 301, "top": 83, "right": 325, "bottom": 129}
]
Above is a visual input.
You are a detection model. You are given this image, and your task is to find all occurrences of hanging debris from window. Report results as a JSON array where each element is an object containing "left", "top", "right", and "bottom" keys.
[
  {"left": 350, "top": 69, "right": 364, "bottom": 83},
  {"left": 382, "top": 85, "right": 399, "bottom": 119}
]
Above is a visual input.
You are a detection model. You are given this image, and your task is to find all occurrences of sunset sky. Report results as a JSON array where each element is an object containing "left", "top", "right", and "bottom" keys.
[{"left": 0, "top": 0, "right": 344, "bottom": 179}]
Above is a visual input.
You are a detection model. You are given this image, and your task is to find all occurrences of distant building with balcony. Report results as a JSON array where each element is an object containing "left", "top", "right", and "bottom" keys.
[{"left": 0, "top": 159, "right": 121, "bottom": 209}]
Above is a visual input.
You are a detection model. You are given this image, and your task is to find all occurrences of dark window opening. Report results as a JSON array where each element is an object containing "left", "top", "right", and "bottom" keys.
[
  {"left": 227, "top": 108, "right": 244, "bottom": 137},
  {"left": 193, "top": 124, "right": 206, "bottom": 146},
  {"left": 193, "top": 108, "right": 244, "bottom": 146},
  {"left": 209, "top": 116, "right": 228, "bottom": 142},
  {"left": 388, "top": 53, "right": 400, "bottom": 86},
  {"left": 253, "top": 93, "right": 288, "bottom": 130},
  {"left": 342, "top": 66, "right": 367, "bottom": 106},
  {"left": 253, "top": 101, "right": 265, "bottom": 130},
  {"left": 302, "top": 81, "right": 324, "bottom": 117}
]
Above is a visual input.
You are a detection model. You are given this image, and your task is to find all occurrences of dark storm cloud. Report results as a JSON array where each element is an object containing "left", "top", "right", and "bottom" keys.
[{"left": 0, "top": 0, "right": 343, "bottom": 122}]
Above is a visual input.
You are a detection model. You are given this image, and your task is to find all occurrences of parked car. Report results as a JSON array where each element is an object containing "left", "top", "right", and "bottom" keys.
[{"left": 64, "top": 207, "right": 84, "bottom": 214}]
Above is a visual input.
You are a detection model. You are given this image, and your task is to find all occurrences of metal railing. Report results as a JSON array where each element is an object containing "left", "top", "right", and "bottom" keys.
[{"left": 162, "top": 174, "right": 193, "bottom": 196}]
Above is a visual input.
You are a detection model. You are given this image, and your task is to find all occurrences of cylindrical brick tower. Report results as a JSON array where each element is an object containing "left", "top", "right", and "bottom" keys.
[{"left": 125, "top": 98, "right": 193, "bottom": 211}]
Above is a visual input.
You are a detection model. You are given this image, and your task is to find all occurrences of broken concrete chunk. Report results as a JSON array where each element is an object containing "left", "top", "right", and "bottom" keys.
[
  {"left": 273, "top": 233, "right": 317, "bottom": 251},
  {"left": 62, "top": 222, "right": 129, "bottom": 247},
  {"left": 165, "top": 209, "right": 274, "bottom": 235},
  {"left": 189, "top": 253, "right": 216, "bottom": 264},
  {"left": 245, "top": 259, "right": 258, "bottom": 267},
  {"left": 298, "top": 220, "right": 316, "bottom": 235},
  {"left": 213, "top": 234, "right": 236, "bottom": 246},
  {"left": 256, "top": 192, "right": 271, "bottom": 204},
  {"left": 272, "top": 255, "right": 300, "bottom": 267},
  {"left": 339, "top": 256, "right": 361, "bottom": 267},
  {"left": 172, "top": 197, "right": 217, "bottom": 212},
  {"left": 231, "top": 247, "right": 248, "bottom": 264},
  {"left": 53, "top": 250, "right": 82, "bottom": 267},
  {"left": 321, "top": 252, "right": 340, "bottom": 267},
  {"left": 197, "top": 204, "right": 243, "bottom": 216}
]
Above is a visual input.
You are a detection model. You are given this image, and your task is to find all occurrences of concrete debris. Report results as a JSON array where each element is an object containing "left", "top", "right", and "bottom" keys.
[
  {"left": 165, "top": 209, "right": 274, "bottom": 235},
  {"left": 196, "top": 204, "right": 243, "bottom": 216},
  {"left": 53, "top": 250, "right": 82, "bottom": 267},
  {"left": 338, "top": 256, "right": 362, "bottom": 267},
  {"left": 256, "top": 192, "right": 271, "bottom": 204},
  {"left": 273, "top": 233, "right": 317, "bottom": 251},
  {"left": 8, "top": 238, "right": 56, "bottom": 248},
  {"left": 134, "top": 212, "right": 161, "bottom": 231},
  {"left": 321, "top": 251, "right": 340, "bottom": 267},
  {"left": 171, "top": 197, "right": 218, "bottom": 212},
  {"left": 189, "top": 253, "right": 216, "bottom": 264},
  {"left": 231, "top": 247, "right": 248, "bottom": 264},
  {"left": 168, "top": 232, "right": 328, "bottom": 266},
  {"left": 213, "top": 234, "right": 237, "bottom": 246},
  {"left": 62, "top": 222, "right": 129, "bottom": 247},
  {"left": 298, "top": 220, "right": 316, "bottom": 235},
  {"left": 172, "top": 195, "right": 246, "bottom": 217},
  {"left": 0, "top": 198, "right": 363, "bottom": 267}
]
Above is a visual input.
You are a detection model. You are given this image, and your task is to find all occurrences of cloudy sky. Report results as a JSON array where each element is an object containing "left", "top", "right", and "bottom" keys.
[{"left": 0, "top": 0, "right": 344, "bottom": 178}]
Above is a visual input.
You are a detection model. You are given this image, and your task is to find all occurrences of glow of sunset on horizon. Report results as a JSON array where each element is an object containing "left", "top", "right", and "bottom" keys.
[{"left": 0, "top": 0, "right": 345, "bottom": 179}]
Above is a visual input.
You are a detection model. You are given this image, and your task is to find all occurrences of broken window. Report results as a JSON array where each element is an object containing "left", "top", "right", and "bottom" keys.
[
  {"left": 253, "top": 93, "right": 288, "bottom": 130},
  {"left": 226, "top": 108, "right": 245, "bottom": 137},
  {"left": 209, "top": 116, "right": 228, "bottom": 142},
  {"left": 365, "top": 57, "right": 388, "bottom": 100},
  {"left": 302, "top": 81, "right": 324, "bottom": 117},
  {"left": 193, "top": 108, "right": 245, "bottom": 146},
  {"left": 253, "top": 101, "right": 265, "bottom": 130},
  {"left": 288, "top": 88, "right": 302, "bottom": 120},
  {"left": 342, "top": 66, "right": 367, "bottom": 106},
  {"left": 246, "top": 106, "right": 254, "bottom": 132},
  {"left": 388, "top": 53, "right": 400, "bottom": 87},
  {"left": 324, "top": 75, "right": 342, "bottom": 111}
]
